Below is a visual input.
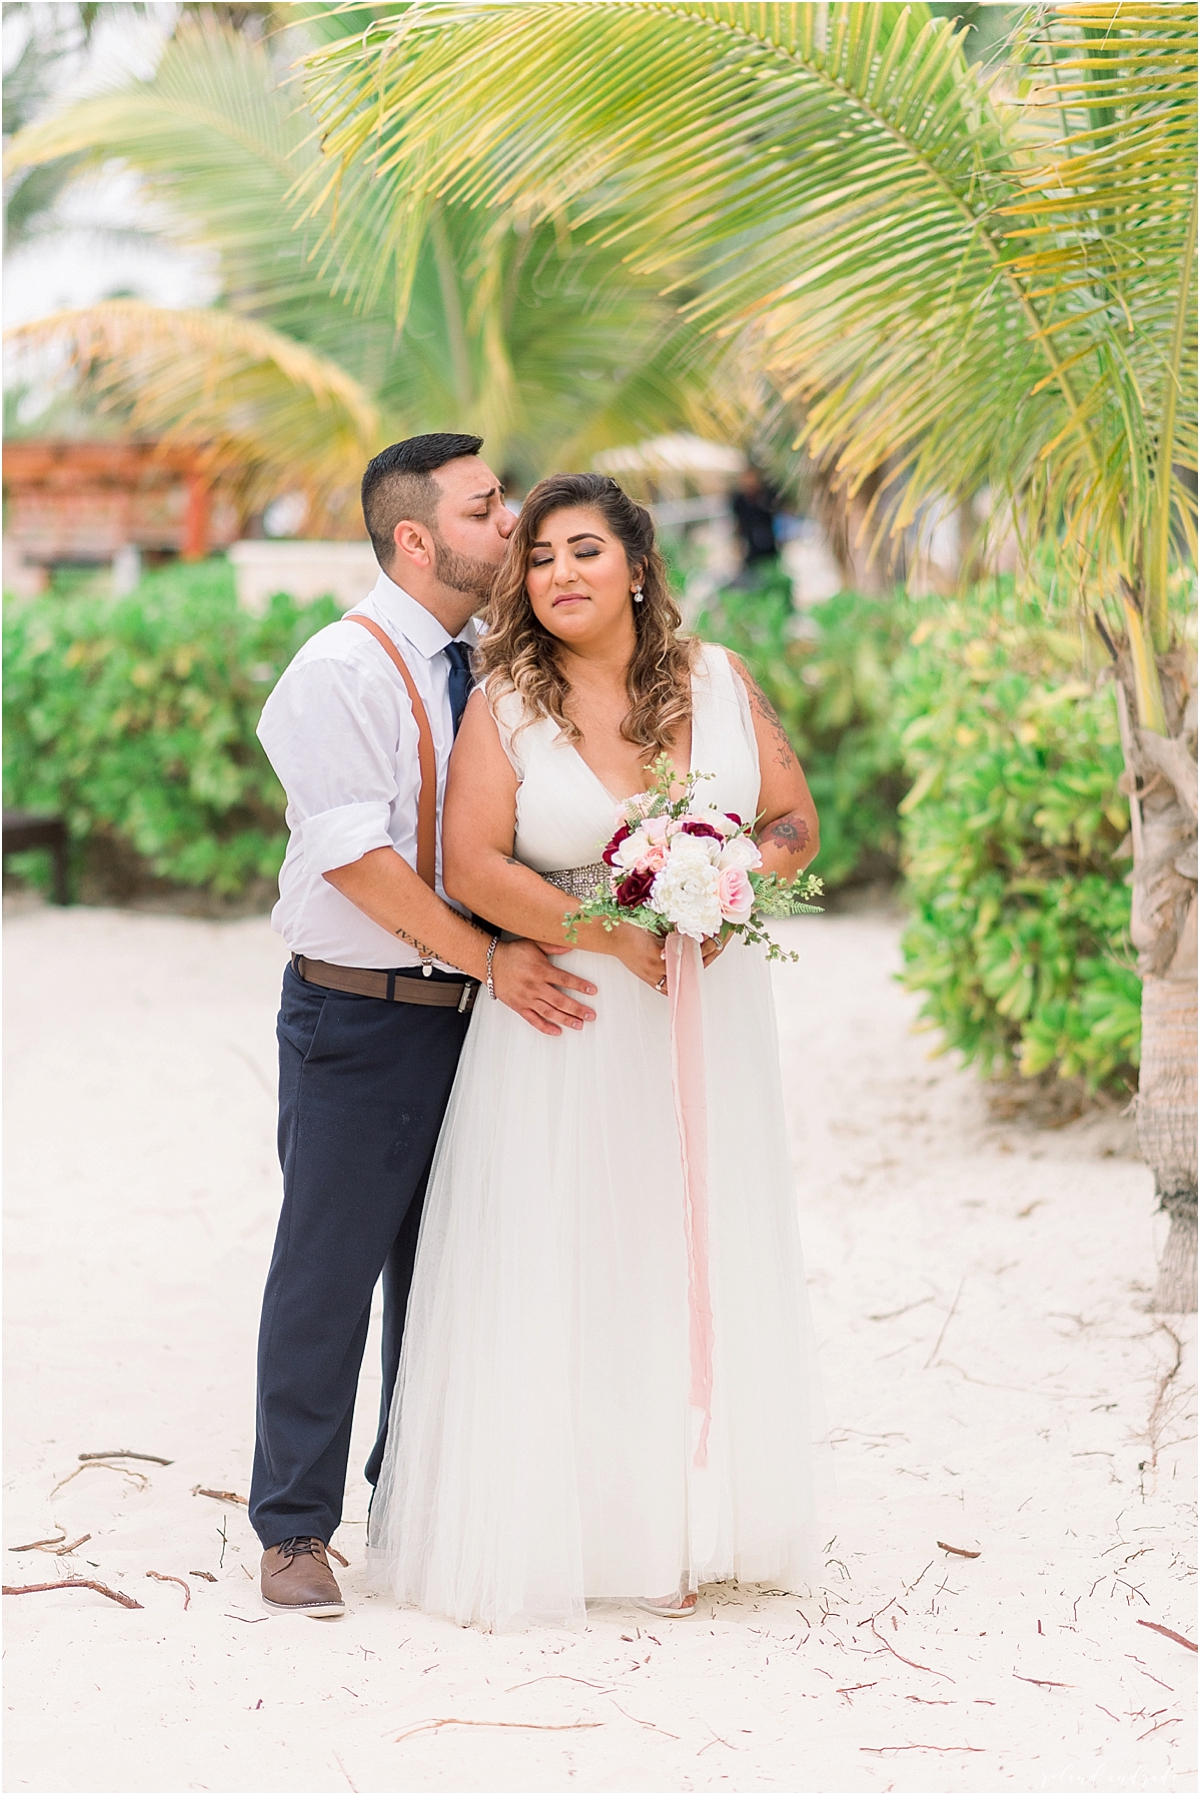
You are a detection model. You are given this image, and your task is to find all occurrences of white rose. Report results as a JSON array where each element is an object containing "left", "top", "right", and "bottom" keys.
[
  {"left": 613, "top": 829, "right": 653, "bottom": 870},
  {"left": 650, "top": 856, "right": 722, "bottom": 940},
  {"left": 718, "top": 835, "right": 762, "bottom": 871}
]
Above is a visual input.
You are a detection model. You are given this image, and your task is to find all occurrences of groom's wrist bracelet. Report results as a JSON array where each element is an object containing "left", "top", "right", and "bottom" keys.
[{"left": 485, "top": 933, "right": 500, "bottom": 1000}]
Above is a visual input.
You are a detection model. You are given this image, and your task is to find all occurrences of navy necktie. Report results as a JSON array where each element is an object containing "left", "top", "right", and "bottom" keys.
[{"left": 443, "top": 640, "right": 474, "bottom": 737}]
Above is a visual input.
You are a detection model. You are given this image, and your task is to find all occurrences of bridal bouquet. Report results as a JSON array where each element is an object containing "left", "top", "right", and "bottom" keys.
[{"left": 570, "top": 756, "right": 822, "bottom": 961}]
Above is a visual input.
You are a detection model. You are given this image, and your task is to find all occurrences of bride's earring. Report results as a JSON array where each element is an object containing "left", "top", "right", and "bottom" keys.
[{"left": 632, "top": 586, "right": 645, "bottom": 604}]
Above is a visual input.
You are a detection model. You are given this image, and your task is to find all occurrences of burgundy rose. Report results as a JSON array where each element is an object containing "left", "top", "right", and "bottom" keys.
[
  {"left": 725, "top": 812, "right": 742, "bottom": 827},
  {"left": 602, "top": 823, "right": 633, "bottom": 868},
  {"left": 615, "top": 866, "right": 655, "bottom": 907},
  {"left": 679, "top": 820, "right": 723, "bottom": 842}
]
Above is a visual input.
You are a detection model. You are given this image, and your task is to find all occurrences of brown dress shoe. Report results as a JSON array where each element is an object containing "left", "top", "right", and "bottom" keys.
[{"left": 260, "top": 1537, "right": 345, "bottom": 1617}]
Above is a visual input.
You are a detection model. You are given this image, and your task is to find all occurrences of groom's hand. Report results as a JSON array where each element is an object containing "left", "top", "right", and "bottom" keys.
[{"left": 492, "top": 940, "right": 597, "bottom": 1037}]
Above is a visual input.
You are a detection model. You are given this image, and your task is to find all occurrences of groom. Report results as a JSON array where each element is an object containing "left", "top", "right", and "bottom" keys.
[{"left": 250, "top": 433, "right": 598, "bottom": 1616}]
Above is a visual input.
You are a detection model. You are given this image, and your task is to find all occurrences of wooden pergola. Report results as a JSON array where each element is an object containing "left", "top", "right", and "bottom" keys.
[{"left": 3, "top": 439, "right": 239, "bottom": 572}]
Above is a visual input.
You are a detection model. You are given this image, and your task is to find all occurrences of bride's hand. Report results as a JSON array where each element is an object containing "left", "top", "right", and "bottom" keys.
[
  {"left": 607, "top": 923, "right": 668, "bottom": 992},
  {"left": 701, "top": 933, "right": 728, "bottom": 969}
]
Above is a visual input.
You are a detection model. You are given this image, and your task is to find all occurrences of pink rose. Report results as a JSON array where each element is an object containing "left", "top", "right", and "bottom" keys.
[{"left": 717, "top": 865, "right": 753, "bottom": 924}]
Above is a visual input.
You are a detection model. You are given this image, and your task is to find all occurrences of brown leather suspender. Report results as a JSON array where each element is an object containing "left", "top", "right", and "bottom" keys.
[{"left": 344, "top": 613, "right": 437, "bottom": 890}]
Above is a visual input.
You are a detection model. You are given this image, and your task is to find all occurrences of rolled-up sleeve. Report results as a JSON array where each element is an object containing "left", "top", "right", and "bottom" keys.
[
  {"left": 298, "top": 800, "right": 393, "bottom": 877},
  {"left": 258, "top": 655, "right": 413, "bottom": 874}
]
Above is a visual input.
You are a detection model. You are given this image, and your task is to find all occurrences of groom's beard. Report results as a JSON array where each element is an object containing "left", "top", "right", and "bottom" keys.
[{"left": 431, "top": 530, "right": 498, "bottom": 602}]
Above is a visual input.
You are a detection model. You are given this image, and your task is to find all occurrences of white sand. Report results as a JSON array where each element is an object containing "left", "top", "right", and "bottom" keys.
[{"left": 3, "top": 902, "right": 1195, "bottom": 1795}]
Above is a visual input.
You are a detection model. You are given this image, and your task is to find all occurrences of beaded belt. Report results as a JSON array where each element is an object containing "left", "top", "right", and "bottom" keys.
[{"left": 541, "top": 861, "right": 610, "bottom": 901}]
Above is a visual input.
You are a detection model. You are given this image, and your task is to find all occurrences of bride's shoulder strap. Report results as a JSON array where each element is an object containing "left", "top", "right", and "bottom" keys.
[
  {"left": 694, "top": 640, "right": 758, "bottom": 751},
  {"left": 481, "top": 676, "right": 529, "bottom": 776},
  {"left": 693, "top": 639, "right": 737, "bottom": 697}
]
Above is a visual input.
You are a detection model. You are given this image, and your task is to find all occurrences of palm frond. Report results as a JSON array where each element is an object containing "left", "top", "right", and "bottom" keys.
[
  {"left": 5, "top": 17, "right": 733, "bottom": 484},
  {"left": 304, "top": 0, "right": 1196, "bottom": 616},
  {"left": 300, "top": 5, "right": 1043, "bottom": 525},
  {"left": 1002, "top": 2, "right": 1197, "bottom": 640},
  {"left": 3, "top": 300, "right": 380, "bottom": 514}
]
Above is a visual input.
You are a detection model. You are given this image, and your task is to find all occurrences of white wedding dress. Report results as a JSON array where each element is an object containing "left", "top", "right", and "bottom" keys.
[{"left": 368, "top": 645, "right": 822, "bottom": 1630}]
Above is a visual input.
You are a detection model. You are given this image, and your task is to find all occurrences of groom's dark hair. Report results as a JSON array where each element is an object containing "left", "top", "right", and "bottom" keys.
[{"left": 362, "top": 433, "right": 485, "bottom": 568}]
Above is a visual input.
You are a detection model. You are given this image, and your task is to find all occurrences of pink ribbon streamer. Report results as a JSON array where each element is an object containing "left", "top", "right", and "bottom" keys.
[{"left": 665, "top": 930, "right": 714, "bottom": 1469}]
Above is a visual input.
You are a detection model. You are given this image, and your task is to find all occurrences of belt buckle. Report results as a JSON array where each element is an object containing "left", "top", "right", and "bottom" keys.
[{"left": 457, "top": 980, "right": 475, "bottom": 1014}]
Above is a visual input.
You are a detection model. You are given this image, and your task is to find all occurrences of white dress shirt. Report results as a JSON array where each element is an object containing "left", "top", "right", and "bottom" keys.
[{"left": 257, "top": 570, "right": 477, "bottom": 970}]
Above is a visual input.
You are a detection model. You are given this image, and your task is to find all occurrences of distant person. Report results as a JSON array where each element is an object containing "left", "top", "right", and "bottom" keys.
[{"left": 732, "top": 467, "right": 781, "bottom": 575}]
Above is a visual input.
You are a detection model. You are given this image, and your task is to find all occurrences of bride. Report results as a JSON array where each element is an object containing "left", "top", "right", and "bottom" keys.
[{"left": 368, "top": 472, "right": 823, "bottom": 1630}]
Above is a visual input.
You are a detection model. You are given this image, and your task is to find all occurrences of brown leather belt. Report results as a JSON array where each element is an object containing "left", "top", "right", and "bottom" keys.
[{"left": 291, "top": 954, "right": 479, "bottom": 1012}]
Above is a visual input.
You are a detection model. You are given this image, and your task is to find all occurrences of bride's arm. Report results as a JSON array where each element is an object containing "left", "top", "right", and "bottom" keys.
[
  {"left": 443, "top": 692, "right": 667, "bottom": 987},
  {"left": 728, "top": 654, "right": 820, "bottom": 880}
]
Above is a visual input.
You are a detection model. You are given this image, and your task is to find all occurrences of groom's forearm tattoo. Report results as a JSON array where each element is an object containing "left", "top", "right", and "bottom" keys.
[
  {"left": 761, "top": 813, "right": 810, "bottom": 857},
  {"left": 394, "top": 925, "right": 437, "bottom": 957}
]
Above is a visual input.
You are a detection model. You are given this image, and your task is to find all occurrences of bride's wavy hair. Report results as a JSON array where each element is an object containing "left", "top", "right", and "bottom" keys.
[{"left": 477, "top": 472, "right": 695, "bottom": 749}]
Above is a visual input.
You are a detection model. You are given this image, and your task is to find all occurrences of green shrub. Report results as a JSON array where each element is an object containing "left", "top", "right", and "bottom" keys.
[
  {"left": 696, "top": 568, "right": 909, "bottom": 886},
  {"left": 893, "top": 585, "right": 1137, "bottom": 1092},
  {"left": 4, "top": 558, "right": 338, "bottom": 897}
]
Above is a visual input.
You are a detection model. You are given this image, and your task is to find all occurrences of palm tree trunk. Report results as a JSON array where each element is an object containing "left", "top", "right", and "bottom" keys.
[{"left": 1115, "top": 659, "right": 1198, "bottom": 1312}]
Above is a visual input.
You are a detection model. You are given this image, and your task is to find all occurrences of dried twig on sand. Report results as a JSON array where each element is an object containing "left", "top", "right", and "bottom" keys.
[
  {"left": 861, "top": 1744, "right": 984, "bottom": 1754},
  {"left": 79, "top": 1451, "right": 173, "bottom": 1466},
  {"left": 146, "top": 1572, "right": 191, "bottom": 1609},
  {"left": 870, "top": 1615, "right": 954, "bottom": 1682},
  {"left": 1139, "top": 1717, "right": 1182, "bottom": 1740},
  {"left": 607, "top": 1700, "right": 680, "bottom": 1739},
  {"left": 1013, "top": 1672, "right": 1072, "bottom": 1688},
  {"left": 3, "top": 1578, "right": 142, "bottom": 1609},
  {"left": 923, "top": 1277, "right": 965, "bottom": 1368},
  {"left": 393, "top": 1719, "right": 603, "bottom": 1745},
  {"left": 1137, "top": 1619, "right": 1197, "bottom": 1652},
  {"left": 189, "top": 1571, "right": 218, "bottom": 1582},
  {"left": 506, "top": 1675, "right": 615, "bottom": 1694},
  {"left": 50, "top": 1463, "right": 148, "bottom": 1499},
  {"left": 193, "top": 1486, "right": 248, "bottom": 1506},
  {"left": 937, "top": 1541, "right": 981, "bottom": 1559},
  {"left": 10, "top": 1531, "right": 93, "bottom": 1556}
]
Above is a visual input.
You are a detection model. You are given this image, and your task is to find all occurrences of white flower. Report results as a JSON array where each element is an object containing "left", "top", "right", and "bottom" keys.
[
  {"left": 650, "top": 856, "right": 723, "bottom": 940},
  {"left": 695, "top": 807, "right": 738, "bottom": 837},
  {"left": 666, "top": 829, "right": 721, "bottom": 866},
  {"left": 613, "top": 829, "right": 653, "bottom": 870},
  {"left": 718, "top": 835, "right": 762, "bottom": 871}
]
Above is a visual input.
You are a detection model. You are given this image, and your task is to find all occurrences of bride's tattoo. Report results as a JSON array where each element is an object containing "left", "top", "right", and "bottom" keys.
[
  {"left": 762, "top": 813, "right": 810, "bottom": 856},
  {"left": 741, "top": 664, "right": 799, "bottom": 773}
]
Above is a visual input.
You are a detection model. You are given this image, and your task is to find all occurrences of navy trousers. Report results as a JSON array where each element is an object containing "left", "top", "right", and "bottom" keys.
[{"left": 249, "top": 963, "right": 472, "bottom": 1549}]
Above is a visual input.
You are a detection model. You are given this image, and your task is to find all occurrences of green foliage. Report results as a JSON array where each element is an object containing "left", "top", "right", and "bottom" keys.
[
  {"left": 894, "top": 587, "right": 1137, "bottom": 1092},
  {"left": 696, "top": 569, "right": 909, "bottom": 887},
  {"left": 3, "top": 559, "right": 337, "bottom": 896}
]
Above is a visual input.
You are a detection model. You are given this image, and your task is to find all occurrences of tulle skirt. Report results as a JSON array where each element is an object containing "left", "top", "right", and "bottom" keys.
[{"left": 367, "top": 939, "right": 823, "bottom": 1631}]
